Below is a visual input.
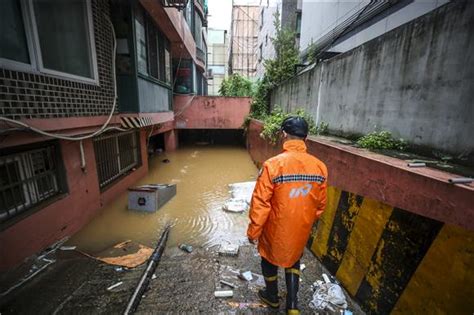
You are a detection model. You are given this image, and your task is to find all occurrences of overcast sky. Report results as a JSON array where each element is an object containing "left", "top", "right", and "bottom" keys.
[{"left": 207, "top": 0, "right": 261, "bottom": 31}]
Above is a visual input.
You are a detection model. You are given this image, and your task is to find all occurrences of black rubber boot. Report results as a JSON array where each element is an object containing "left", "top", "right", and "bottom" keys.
[
  {"left": 258, "top": 275, "right": 280, "bottom": 308},
  {"left": 285, "top": 267, "right": 300, "bottom": 314}
]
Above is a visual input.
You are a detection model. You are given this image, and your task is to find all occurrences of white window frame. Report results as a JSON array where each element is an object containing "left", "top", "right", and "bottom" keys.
[
  {"left": 0, "top": 0, "right": 99, "bottom": 85},
  {"left": 0, "top": 0, "right": 37, "bottom": 73}
]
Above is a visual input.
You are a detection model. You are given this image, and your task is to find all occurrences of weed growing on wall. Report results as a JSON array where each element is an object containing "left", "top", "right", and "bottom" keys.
[
  {"left": 260, "top": 107, "right": 318, "bottom": 143},
  {"left": 357, "top": 131, "right": 407, "bottom": 151},
  {"left": 315, "top": 121, "right": 329, "bottom": 135},
  {"left": 219, "top": 74, "right": 254, "bottom": 97},
  {"left": 249, "top": 9, "right": 299, "bottom": 119}
]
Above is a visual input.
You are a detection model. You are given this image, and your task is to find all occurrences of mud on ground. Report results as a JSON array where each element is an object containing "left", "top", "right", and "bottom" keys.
[{"left": 0, "top": 245, "right": 364, "bottom": 314}]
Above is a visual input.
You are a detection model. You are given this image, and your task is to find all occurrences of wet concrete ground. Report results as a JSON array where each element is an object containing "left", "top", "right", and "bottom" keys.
[{"left": 0, "top": 245, "right": 364, "bottom": 314}]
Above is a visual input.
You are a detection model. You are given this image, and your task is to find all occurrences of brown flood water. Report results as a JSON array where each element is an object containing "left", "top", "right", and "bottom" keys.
[{"left": 68, "top": 146, "right": 258, "bottom": 253}]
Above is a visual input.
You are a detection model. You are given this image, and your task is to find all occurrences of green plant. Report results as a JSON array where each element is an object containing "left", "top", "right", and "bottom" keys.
[
  {"left": 315, "top": 121, "right": 329, "bottom": 135},
  {"left": 218, "top": 73, "right": 254, "bottom": 97},
  {"left": 249, "top": 9, "right": 299, "bottom": 120},
  {"left": 356, "top": 131, "right": 407, "bottom": 151},
  {"left": 260, "top": 107, "right": 317, "bottom": 144}
]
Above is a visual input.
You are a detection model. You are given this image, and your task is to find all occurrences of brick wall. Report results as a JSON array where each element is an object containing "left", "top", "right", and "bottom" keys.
[{"left": 0, "top": 0, "right": 115, "bottom": 119}]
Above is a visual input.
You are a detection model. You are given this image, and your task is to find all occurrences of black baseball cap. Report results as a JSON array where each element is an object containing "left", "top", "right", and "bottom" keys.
[{"left": 281, "top": 116, "right": 308, "bottom": 138}]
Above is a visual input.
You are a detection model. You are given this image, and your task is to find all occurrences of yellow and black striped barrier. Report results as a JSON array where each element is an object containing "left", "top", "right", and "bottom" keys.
[{"left": 309, "top": 186, "right": 474, "bottom": 314}]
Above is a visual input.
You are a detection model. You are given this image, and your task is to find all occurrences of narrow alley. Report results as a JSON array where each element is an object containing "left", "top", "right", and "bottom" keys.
[{"left": 1, "top": 0, "right": 473, "bottom": 314}]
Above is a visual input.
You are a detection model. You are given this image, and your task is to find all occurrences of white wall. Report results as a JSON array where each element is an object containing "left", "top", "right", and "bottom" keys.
[
  {"left": 300, "top": 0, "right": 449, "bottom": 54},
  {"left": 272, "top": 2, "right": 474, "bottom": 159},
  {"left": 256, "top": 0, "right": 281, "bottom": 78}
]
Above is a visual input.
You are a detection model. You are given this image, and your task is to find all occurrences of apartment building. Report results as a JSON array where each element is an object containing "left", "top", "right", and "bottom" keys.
[
  {"left": 228, "top": 4, "right": 259, "bottom": 80},
  {"left": 255, "top": 0, "right": 302, "bottom": 79},
  {"left": 0, "top": 0, "right": 207, "bottom": 271},
  {"left": 207, "top": 29, "right": 228, "bottom": 95}
]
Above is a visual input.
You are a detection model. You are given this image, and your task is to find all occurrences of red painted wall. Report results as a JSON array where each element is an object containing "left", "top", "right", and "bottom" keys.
[
  {"left": 247, "top": 119, "right": 474, "bottom": 230},
  {"left": 174, "top": 96, "right": 251, "bottom": 129},
  {"left": 0, "top": 130, "right": 150, "bottom": 271}
]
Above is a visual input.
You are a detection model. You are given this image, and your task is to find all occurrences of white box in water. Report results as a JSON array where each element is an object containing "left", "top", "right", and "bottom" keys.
[{"left": 128, "top": 184, "right": 176, "bottom": 212}]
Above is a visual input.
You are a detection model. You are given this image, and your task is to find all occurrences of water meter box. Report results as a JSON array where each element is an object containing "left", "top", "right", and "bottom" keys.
[{"left": 128, "top": 184, "right": 176, "bottom": 212}]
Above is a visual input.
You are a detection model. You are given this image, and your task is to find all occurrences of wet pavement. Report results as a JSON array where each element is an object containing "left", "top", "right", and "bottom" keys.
[{"left": 0, "top": 244, "right": 364, "bottom": 314}]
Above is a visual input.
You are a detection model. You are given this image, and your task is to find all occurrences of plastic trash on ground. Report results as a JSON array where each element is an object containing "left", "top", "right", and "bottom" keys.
[
  {"left": 214, "top": 290, "right": 233, "bottom": 297},
  {"left": 239, "top": 271, "right": 253, "bottom": 281},
  {"left": 309, "top": 280, "right": 348, "bottom": 311},
  {"left": 179, "top": 244, "right": 193, "bottom": 253},
  {"left": 107, "top": 281, "right": 123, "bottom": 291},
  {"left": 218, "top": 244, "right": 239, "bottom": 256},
  {"left": 78, "top": 240, "right": 153, "bottom": 268},
  {"left": 219, "top": 266, "right": 264, "bottom": 291}
]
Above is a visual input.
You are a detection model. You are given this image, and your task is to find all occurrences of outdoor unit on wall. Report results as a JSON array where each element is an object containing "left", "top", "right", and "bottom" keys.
[{"left": 161, "top": 0, "right": 189, "bottom": 11}]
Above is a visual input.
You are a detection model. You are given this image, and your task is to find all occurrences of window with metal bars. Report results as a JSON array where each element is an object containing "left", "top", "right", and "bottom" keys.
[
  {"left": 0, "top": 143, "right": 66, "bottom": 224},
  {"left": 93, "top": 131, "right": 141, "bottom": 189}
]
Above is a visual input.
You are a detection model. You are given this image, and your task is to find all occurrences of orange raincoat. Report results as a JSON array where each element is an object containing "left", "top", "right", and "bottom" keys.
[{"left": 247, "top": 139, "right": 328, "bottom": 267}]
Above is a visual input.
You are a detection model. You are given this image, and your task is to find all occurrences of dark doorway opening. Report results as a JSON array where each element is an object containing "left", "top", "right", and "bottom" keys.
[
  {"left": 179, "top": 129, "right": 245, "bottom": 146},
  {"left": 148, "top": 133, "right": 165, "bottom": 155}
]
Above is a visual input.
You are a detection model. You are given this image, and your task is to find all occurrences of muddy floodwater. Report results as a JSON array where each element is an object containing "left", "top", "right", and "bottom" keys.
[{"left": 68, "top": 146, "right": 258, "bottom": 253}]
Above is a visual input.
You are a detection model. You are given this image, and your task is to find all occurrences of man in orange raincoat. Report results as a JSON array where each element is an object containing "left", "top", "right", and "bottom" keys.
[{"left": 247, "top": 116, "right": 328, "bottom": 314}]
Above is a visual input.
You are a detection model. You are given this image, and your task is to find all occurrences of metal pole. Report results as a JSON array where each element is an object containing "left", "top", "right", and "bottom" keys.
[{"left": 123, "top": 225, "right": 171, "bottom": 315}]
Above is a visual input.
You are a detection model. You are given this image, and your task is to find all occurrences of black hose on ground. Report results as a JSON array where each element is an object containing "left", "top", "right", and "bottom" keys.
[{"left": 123, "top": 225, "right": 171, "bottom": 315}]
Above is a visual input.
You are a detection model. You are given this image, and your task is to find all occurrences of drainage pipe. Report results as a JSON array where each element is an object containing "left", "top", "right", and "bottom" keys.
[{"left": 123, "top": 225, "right": 171, "bottom": 315}]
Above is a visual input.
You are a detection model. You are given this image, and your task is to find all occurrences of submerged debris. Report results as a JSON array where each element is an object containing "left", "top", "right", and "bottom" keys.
[
  {"left": 222, "top": 199, "right": 248, "bottom": 213},
  {"left": 222, "top": 181, "right": 256, "bottom": 213},
  {"left": 179, "top": 244, "right": 193, "bottom": 253}
]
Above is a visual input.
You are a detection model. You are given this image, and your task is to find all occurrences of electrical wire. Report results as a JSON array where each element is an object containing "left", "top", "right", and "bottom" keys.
[{"left": 0, "top": 14, "right": 126, "bottom": 141}]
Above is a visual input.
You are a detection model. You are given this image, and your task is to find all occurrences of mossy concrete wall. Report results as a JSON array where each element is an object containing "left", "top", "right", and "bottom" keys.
[
  {"left": 271, "top": 1, "right": 474, "bottom": 162},
  {"left": 247, "top": 119, "right": 474, "bottom": 314}
]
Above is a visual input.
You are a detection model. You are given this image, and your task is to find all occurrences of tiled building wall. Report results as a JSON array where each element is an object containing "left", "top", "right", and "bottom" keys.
[{"left": 0, "top": 0, "right": 115, "bottom": 120}]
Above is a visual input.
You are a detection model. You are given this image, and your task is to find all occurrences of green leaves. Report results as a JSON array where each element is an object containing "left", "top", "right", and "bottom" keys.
[
  {"left": 218, "top": 74, "right": 254, "bottom": 97},
  {"left": 260, "top": 107, "right": 319, "bottom": 144},
  {"left": 249, "top": 9, "right": 299, "bottom": 120},
  {"left": 356, "top": 131, "right": 407, "bottom": 151}
]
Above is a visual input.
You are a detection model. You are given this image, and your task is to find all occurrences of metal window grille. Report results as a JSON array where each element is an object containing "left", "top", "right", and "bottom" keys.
[
  {"left": 93, "top": 130, "right": 141, "bottom": 189},
  {"left": 0, "top": 144, "right": 63, "bottom": 223}
]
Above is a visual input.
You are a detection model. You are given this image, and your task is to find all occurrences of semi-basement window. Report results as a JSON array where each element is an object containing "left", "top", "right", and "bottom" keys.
[
  {"left": 93, "top": 131, "right": 141, "bottom": 189},
  {"left": 0, "top": 0, "right": 98, "bottom": 83},
  {"left": 0, "top": 143, "right": 66, "bottom": 224}
]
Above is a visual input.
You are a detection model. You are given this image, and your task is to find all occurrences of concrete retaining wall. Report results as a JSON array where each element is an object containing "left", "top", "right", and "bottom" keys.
[
  {"left": 246, "top": 119, "right": 474, "bottom": 314},
  {"left": 174, "top": 96, "right": 251, "bottom": 129},
  {"left": 271, "top": 1, "right": 474, "bottom": 160}
]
